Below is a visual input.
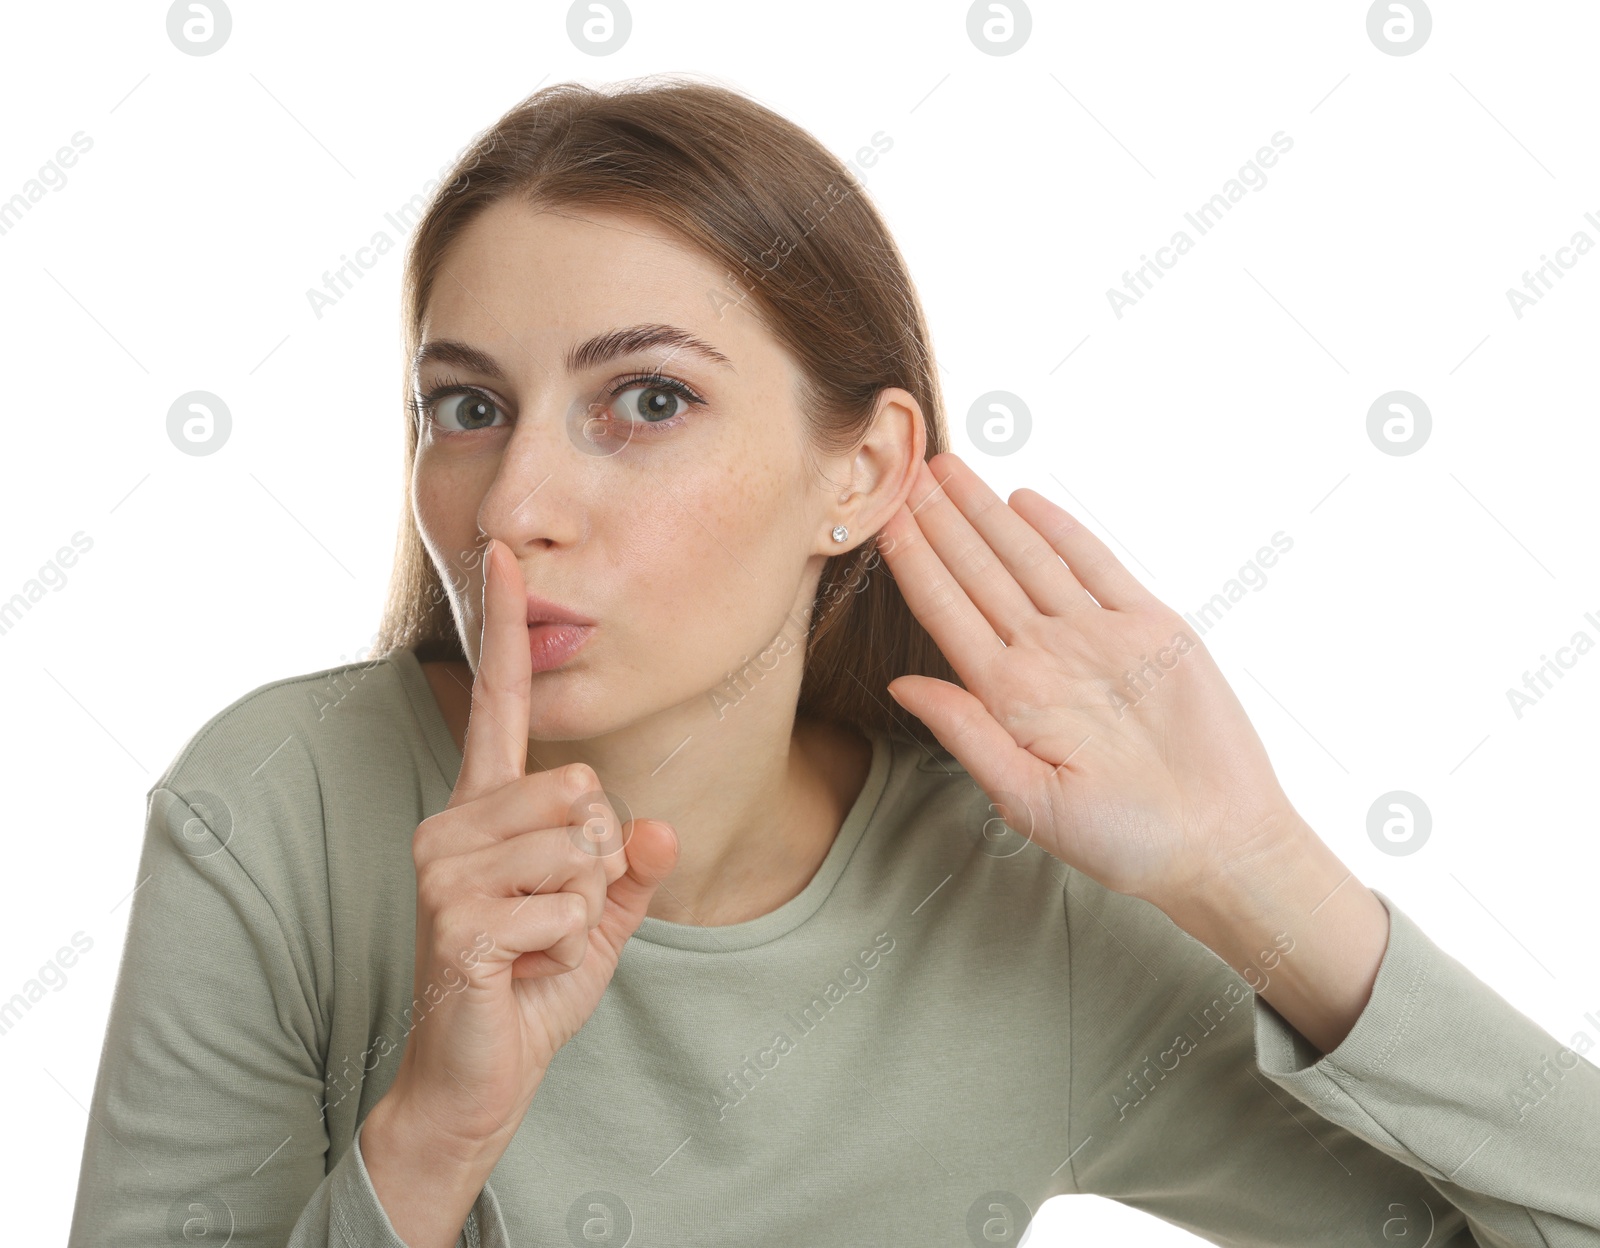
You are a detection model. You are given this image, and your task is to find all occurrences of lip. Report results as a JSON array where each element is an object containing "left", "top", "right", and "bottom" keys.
[
  {"left": 528, "top": 622, "right": 593, "bottom": 673},
  {"left": 525, "top": 592, "right": 595, "bottom": 627}
]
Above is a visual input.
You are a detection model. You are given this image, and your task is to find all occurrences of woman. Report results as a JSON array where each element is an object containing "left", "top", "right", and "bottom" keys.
[{"left": 67, "top": 75, "right": 1598, "bottom": 1248}]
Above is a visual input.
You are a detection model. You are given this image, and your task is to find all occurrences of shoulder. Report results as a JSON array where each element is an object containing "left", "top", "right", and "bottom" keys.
[
  {"left": 867, "top": 736, "right": 1243, "bottom": 974},
  {"left": 128, "top": 654, "right": 441, "bottom": 1034},
  {"left": 863, "top": 732, "right": 1070, "bottom": 938},
  {"left": 153, "top": 652, "right": 416, "bottom": 793},
  {"left": 1060, "top": 861, "right": 1250, "bottom": 1061},
  {"left": 146, "top": 650, "right": 446, "bottom": 883},
  {"left": 876, "top": 731, "right": 1051, "bottom": 867}
]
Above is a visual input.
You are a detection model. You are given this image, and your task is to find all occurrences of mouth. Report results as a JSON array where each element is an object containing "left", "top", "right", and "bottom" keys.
[
  {"left": 525, "top": 591, "right": 595, "bottom": 629},
  {"left": 528, "top": 621, "right": 594, "bottom": 672}
]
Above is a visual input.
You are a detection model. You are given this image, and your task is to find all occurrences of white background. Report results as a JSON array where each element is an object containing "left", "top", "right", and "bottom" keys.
[{"left": 2, "top": 1, "right": 1597, "bottom": 1243}]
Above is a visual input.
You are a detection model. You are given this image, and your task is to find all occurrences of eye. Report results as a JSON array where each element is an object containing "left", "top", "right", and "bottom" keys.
[
  {"left": 411, "top": 385, "right": 508, "bottom": 433},
  {"left": 605, "top": 375, "right": 704, "bottom": 431}
]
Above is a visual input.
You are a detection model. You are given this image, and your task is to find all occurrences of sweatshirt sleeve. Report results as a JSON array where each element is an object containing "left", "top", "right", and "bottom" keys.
[
  {"left": 1062, "top": 871, "right": 1600, "bottom": 1246},
  {"left": 1248, "top": 889, "right": 1600, "bottom": 1246},
  {"left": 64, "top": 786, "right": 496, "bottom": 1248}
]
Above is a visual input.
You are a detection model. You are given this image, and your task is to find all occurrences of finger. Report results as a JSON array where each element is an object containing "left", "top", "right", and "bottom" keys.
[
  {"left": 924, "top": 452, "right": 1098, "bottom": 618},
  {"left": 511, "top": 939, "right": 591, "bottom": 980},
  {"left": 444, "top": 829, "right": 610, "bottom": 930},
  {"left": 886, "top": 675, "right": 1035, "bottom": 810},
  {"left": 878, "top": 488, "right": 1008, "bottom": 691},
  {"left": 1007, "top": 487, "right": 1155, "bottom": 613},
  {"left": 537, "top": 922, "right": 592, "bottom": 974},
  {"left": 458, "top": 891, "right": 591, "bottom": 976},
  {"left": 894, "top": 458, "right": 1039, "bottom": 643},
  {"left": 566, "top": 790, "right": 634, "bottom": 889},
  {"left": 451, "top": 538, "right": 532, "bottom": 807},
  {"left": 424, "top": 765, "right": 627, "bottom": 869},
  {"left": 594, "top": 820, "right": 679, "bottom": 956},
  {"left": 509, "top": 817, "right": 664, "bottom": 979}
]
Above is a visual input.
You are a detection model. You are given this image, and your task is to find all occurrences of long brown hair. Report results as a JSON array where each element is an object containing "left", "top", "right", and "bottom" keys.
[{"left": 374, "top": 72, "right": 963, "bottom": 747}]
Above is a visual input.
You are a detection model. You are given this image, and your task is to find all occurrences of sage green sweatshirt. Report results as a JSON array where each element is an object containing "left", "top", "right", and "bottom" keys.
[{"left": 66, "top": 648, "right": 1600, "bottom": 1246}]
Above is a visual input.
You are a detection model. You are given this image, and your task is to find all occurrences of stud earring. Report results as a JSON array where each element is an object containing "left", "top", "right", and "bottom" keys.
[{"left": 831, "top": 524, "right": 849, "bottom": 543}]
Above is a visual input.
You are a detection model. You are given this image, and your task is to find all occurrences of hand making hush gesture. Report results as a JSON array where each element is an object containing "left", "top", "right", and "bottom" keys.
[{"left": 876, "top": 452, "right": 1305, "bottom": 914}]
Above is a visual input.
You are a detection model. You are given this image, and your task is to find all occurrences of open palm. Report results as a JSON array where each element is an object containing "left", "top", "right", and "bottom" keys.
[{"left": 877, "top": 453, "right": 1299, "bottom": 908}]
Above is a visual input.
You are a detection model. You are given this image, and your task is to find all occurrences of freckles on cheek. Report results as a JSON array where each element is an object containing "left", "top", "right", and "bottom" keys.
[
  {"left": 612, "top": 523, "right": 684, "bottom": 601},
  {"left": 605, "top": 504, "right": 721, "bottom": 633},
  {"left": 686, "top": 467, "right": 788, "bottom": 604},
  {"left": 414, "top": 461, "right": 490, "bottom": 611},
  {"left": 414, "top": 459, "right": 482, "bottom": 549}
]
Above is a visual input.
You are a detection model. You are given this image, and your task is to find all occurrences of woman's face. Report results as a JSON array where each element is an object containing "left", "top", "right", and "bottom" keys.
[{"left": 411, "top": 197, "right": 920, "bottom": 740}]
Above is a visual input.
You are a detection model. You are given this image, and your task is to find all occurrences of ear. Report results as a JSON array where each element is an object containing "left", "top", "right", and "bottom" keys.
[{"left": 817, "top": 387, "right": 926, "bottom": 554}]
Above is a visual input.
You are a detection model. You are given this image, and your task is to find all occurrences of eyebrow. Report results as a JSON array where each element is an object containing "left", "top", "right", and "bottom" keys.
[{"left": 411, "top": 323, "right": 735, "bottom": 381}]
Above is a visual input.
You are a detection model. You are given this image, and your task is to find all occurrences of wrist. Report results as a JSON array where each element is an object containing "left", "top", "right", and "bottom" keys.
[
  {"left": 366, "top": 1079, "right": 520, "bottom": 1178},
  {"left": 1143, "top": 806, "right": 1314, "bottom": 938},
  {"left": 360, "top": 1084, "right": 519, "bottom": 1248},
  {"left": 1153, "top": 812, "right": 1391, "bottom": 1055}
]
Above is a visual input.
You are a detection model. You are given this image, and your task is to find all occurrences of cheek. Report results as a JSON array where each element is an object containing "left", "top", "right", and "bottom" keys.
[
  {"left": 614, "top": 458, "right": 803, "bottom": 627},
  {"left": 414, "top": 454, "right": 483, "bottom": 546},
  {"left": 413, "top": 456, "right": 490, "bottom": 599}
]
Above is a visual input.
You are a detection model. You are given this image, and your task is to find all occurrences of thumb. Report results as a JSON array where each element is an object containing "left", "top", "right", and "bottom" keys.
[{"left": 595, "top": 819, "right": 679, "bottom": 951}]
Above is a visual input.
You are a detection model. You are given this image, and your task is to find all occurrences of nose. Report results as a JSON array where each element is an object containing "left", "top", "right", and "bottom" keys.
[{"left": 474, "top": 396, "right": 590, "bottom": 556}]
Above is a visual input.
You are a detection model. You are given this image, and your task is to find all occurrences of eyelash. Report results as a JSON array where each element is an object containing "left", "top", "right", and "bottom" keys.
[{"left": 408, "top": 371, "right": 707, "bottom": 436}]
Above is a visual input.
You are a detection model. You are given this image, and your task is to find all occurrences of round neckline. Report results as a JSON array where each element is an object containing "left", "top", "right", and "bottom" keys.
[
  {"left": 392, "top": 645, "right": 895, "bottom": 953},
  {"left": 634, "top": 722, "right": 891, "bottom": 952}
]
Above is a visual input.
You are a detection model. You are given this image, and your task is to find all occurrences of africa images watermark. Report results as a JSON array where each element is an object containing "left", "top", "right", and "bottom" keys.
[
  {"left": 304, "top": 141, "right": 490, "bottom": 320},
  {"left": 1110, "top": 931, "right": 1296, "bottom": 1122},
  {"left": 1504, "top": 207, "right": 1600, "bottom": 320},
  {"left": 0, "top": 531, "right": 95, "bottom": 639},
  {"left": 1107, "top": 530, "right": 1295, "bottom": 713},
  {"left": 711, "top": 930, "right": 896, "bottom": 1120},
  {"left": 1511, "top": 1003, "right": 1600, "bottom": 1123},
  {"left": 317, "top": 928, "right": 495, "bottom": 1126},
  {"left": 708, "top": 541, "right": 886, "bottom": 718},
  {"left": 306, "top": 629, "right": 385, "bottom": 721},
  {"left": 1107, "top": 130, "right": 1294, "bottom": 320},
  {"left": 1504, "top": 606, "right": 1600, "bottom": 720},
  {"left": 708, "top": 129, "right": 893, "bottom": 322},
  {"left": 0, "top": 130, "right": 93, "bottom": 240},
  {"left": 1181, "top": 530, "right": 1295, "bottom": 636},
  {"left": 0, "top": 930, "right": 95, "bottom": 1039}
]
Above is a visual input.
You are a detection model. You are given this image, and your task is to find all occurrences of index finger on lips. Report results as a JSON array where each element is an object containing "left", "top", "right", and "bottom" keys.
[{"left": 449, "top": 538, "right": 532, "bottom": 807}]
